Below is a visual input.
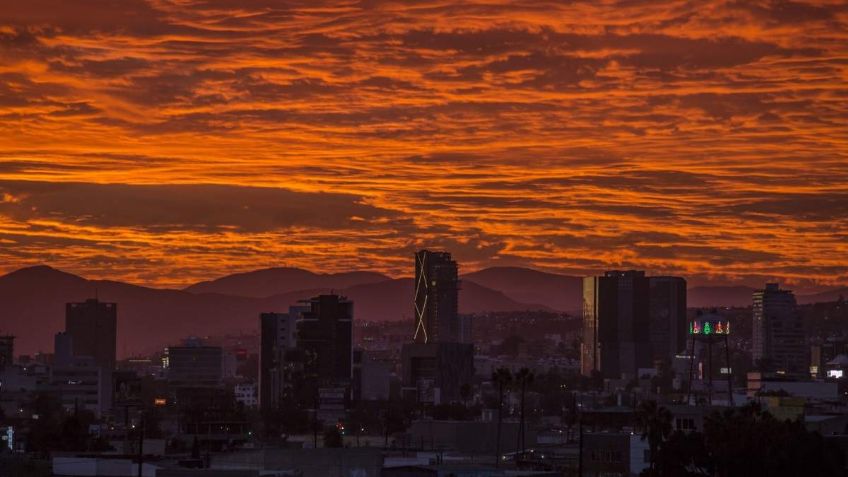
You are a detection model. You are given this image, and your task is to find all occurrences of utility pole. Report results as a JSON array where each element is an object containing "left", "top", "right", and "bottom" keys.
[
  {"left": 578, "top": 412, "right": 583, "bottom": 477},
  {"left": 137, "top": 413, "right": 144, "bottom": 477}
]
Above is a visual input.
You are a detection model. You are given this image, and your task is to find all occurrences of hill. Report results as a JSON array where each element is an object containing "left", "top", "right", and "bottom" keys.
[
  {"left": 462, "top": 266, "right": 582, "bottom": 312},
  {"left": 184, "top": 267, "right": 390, "bottom": 297},
  {"left": 0, "top": 266, "right": 547, "bottom": 357}
]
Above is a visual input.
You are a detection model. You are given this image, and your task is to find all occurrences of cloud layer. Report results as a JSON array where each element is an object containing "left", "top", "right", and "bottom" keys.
[{"left": 0, "top": 0, "right": 846, "bottom": 288}]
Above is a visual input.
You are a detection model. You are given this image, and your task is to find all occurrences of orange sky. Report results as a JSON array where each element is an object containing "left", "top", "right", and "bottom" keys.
[{"left": 0, "top": 0, "right": 846, "bottom": 290}]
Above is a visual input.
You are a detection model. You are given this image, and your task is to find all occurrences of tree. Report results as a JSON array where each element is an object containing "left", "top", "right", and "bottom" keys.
[
  {"left": 635, "top": 400, "right": 672, "bottom": 476},
  {"left": 492, "top": 367, "right": 512, "bottom": 468},
  {"left": 514, "top": 368, "right": 535, "bottom": 456},
  {"left": 460, "top": 383, "right": 473, "bottom": 408},
  {"left": 323, "top": 426, "right": 343, "bottom": 448}
]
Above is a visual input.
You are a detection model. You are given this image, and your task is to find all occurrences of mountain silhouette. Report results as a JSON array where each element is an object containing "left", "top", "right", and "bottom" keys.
[
  {"left": 461, "top": 266, "right": 582, "bottom": 312},
  {"left": 184, "top": 267, "right": 390, "bottom": 297},
  {"left": 0, "top": 266, "right": 546, "bottom": 357}
]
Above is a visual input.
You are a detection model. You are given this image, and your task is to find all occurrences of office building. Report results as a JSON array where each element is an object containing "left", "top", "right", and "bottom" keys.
[
  {"left": 165, "top": 340, "right": 223, "bottom": 387},
  {"left": 259, "top": 310, "right": 300, "bottom": 412},
  {"left": 51, "top": 332, "right": 111, "bottom": 417},
  {"left": 581, "top": 270, "right": 651, "bottom": 379},
  {"left": 648, "top": 276, "right": 687, "bottom": 361},
  {"left": 65, "top": 298, "right": 117, "bottom": 370},
  {"left": 413, "top": 250, "right": 459, "bottom": 344},
  {"left": 296, "top": 294, "right": 353, "bottom": 386},
  {"left": 235, "top": 382, "right": 258, "bottom": 408},
  {"left": 753, "top": 283, "right": 807, "bottom": 374}
]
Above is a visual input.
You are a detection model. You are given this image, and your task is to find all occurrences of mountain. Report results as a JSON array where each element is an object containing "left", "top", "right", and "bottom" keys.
[
  {"left": 0, "top": 266, "right": 547, "bottom": 357},
  {"left": 184, "top": 267, "right": 390, "bottom": 297},
  {"left": 799, "top": 287, "right": 848, "bottom": 305},
  {"left": 333, "top": 277, "right": 551, "bottom": 322},
  {"left": 462, "top": 267, "right": 582, "bottom": 312},
  {"left": 687, "top": 285, "right": 848, "bottom": 308},
  {"left": 686, "top": 286, "right": 757, "bottom": 308}
]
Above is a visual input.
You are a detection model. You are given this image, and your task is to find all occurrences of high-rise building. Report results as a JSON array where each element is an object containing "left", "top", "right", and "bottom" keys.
[
  {"left": 296, "top": 294, "right": 353, "bottom": 386},
  {"left": 648, "top": 276, "right": 687, "bottom": 362},
  {"left": 581, "top": 270, "right": 651, "bottom": 379},
  {"left": 413, "top": 250, "right": 459, "bottom": 344},
  {"left": 753, "top": 283, "right": 807, "bottom": 374},
  {"left": 65, "top": 299, "right": 117, "bottom": 370},
  {"left": 259, "top": 310, "right": 300, "bottom": 412},
  {"left": 51, "top": 332, "right": 111, "bottom": 417}
]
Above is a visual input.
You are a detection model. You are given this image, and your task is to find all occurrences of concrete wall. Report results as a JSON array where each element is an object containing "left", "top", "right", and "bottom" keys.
[{"left": 211, "top": 448, "right": 383, "bottom": 477}]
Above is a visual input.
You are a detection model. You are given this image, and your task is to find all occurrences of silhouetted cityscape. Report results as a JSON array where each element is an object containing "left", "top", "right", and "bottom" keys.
[
  {"left": 1, "top": 1, "right": 846, "bottom": 476},
  {"left": 0, "top": 251, "right": 847, "bottom": 476}
]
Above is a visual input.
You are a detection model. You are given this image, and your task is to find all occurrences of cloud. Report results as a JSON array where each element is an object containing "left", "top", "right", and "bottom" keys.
[
  {"left": 0, "top": 180, "right": 398, "bottom": 232},
  {"left": 0, "top": 0, "right": 844, "bottom": 288}
]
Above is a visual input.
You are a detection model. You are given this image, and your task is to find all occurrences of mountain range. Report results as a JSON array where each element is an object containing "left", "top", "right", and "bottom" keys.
[{"left": 0, "top": 265, "right": 843, "bottom": 357}]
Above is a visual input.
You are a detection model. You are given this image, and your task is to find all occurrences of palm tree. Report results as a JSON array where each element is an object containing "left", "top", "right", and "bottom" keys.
[
  {"left": 492, "top": 367, "right": 512, "bottom": 467},
  {"left": 515, "top": 368, "right": 535, "bottom": 456},
  {"left": 635, "top": 400, "right": 673, "bottom": 476}
]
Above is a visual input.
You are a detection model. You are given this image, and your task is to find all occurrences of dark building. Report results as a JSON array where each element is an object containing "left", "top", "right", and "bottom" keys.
[
  {"left": 259, "top": 310, "right": 299, "bottom": 412},
  {"left": 413, "top": 250, "right": 459, "bottom": 344},
  {"left": 65, "top": 298, "right": 117, "bottom": 370},
  {"left": 166, "top": 341, "right": 223, "bottom": 387},
  {"left": 401, "top": 342, "right": 474, "bottom": 404},
  {"left": 582, "top": 270, "right": 651, "bottom": 379},
  {"left": 0, "top": 335, "right": 13, "bottom": 369},
  {"left": 296, "top": 294, "right": 353, "bottom": 386},
  {"left": 648, "top": 276, "right": 687, "bottom": 362},
  {"left": 753, "top": 283, "right": 807, "bottom": 374}
]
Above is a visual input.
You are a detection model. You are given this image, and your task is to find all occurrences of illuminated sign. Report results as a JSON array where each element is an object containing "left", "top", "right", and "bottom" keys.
[
  {"left": 689, "top": 319, "right": 730, "bottom": 335},
  {"left": 828, "top": 370, "right": 843, "bottom": 379},
  {"left": 154, "top": 398, "right": 167, "bottom": 406}
]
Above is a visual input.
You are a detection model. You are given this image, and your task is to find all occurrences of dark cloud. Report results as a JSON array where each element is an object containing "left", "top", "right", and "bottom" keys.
[{"left": 0, "top": 180, "right": 399, "bottom": 233}]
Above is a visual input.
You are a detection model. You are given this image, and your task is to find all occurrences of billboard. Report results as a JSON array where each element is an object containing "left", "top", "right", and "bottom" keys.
[{"left": 689, "top": 319, "right": 730, "bottom": 335}]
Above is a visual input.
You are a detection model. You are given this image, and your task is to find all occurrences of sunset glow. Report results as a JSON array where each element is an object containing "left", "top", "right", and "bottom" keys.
[{"left": 0, "top": 0, "right": 846, "bottom": 288}]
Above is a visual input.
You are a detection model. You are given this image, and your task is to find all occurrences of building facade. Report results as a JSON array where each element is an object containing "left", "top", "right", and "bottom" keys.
[
  {"left": 165, "top": 343, "right": 223, "bottom": 387},
  {"left": 582, "top": 271, "right": 651, "bottom": 379},
  {"left": 648, "top": 276, "right": 687, "bottom": 362},
  {"left": 413, "top": 250, "right": 459, "bottom": 344},
  {"left": 65, "top": 298, "right": 117, "bottom": 370},
  {"left": 753, "top": 283, "right": 807, "bottom": 374},
  {"left": 259, "top": 311, "right": 299, "bottom": 412},
  {"left": 296, "top": 294, "right": 353, "bottom": 387}
]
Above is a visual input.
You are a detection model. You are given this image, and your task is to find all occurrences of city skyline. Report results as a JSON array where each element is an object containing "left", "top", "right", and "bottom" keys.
[{"left": 0, "top": 1, "right": 846, "bottom": 289}]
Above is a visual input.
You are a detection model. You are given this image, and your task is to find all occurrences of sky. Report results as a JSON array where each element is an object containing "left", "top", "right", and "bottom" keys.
[{"left": 0, "top": 0, "right": 846, "bottom": 290}]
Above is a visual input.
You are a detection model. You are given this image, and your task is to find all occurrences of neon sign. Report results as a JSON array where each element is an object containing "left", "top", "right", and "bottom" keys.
[{"left": 689, "top": 319, "right": 730, "bottom": 335}]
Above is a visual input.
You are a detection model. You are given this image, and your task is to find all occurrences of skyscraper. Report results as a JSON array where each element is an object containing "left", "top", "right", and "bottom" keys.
[
  {"left": 581, "top": 271, "right": 651, "bottom": 379},
  {"left": 648, "top": 276, "right": 687, "bottom": 362},
  {"left": 753, "top": 283, "right": 807, "bottom": 374},
  {"left": 413, "top": 250, "right": 459, "bottom": 344},
  {"left": 259, "top": 310, "right": 300, "bottom": 412},
  {"left": 65, "top": 298, "right": 117, "bottom": 370},
  {"left": 296, "top": 294, "right": 353, "bottom": 386}
]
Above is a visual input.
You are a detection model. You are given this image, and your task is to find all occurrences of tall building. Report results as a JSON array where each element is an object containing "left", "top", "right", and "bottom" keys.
[
  {"left": 296, "top": 294, "right": 353, "bottom": 386},
  {"left": 259, "top": 310, "right": 300, "bottom": 412},
  {"left": 413, "top": 250, "right": 459, "bottom": 344},
  {"left": 753, "top": 283, "right": 807, "bottom": 374},
  {"left": 648, "top": 276, "right": 687, "bottom": 362},
  {"left": 52, "top": 332, "right": 110, "bottom": 417},
  {"left": 65, "top": 299, "right": 117, "bottom": 370},
  {"left": 581, "top": 271, "right": 651, "bottom": 379}
]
